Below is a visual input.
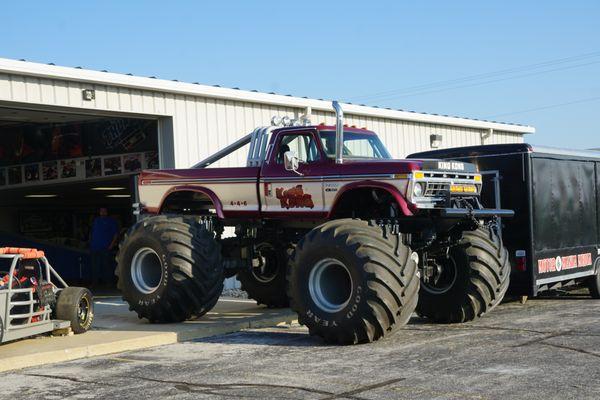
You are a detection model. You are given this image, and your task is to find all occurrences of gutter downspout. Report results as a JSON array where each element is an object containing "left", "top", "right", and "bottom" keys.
[{"left": 481, "top": 128, "right": 493, "bottom": 145}]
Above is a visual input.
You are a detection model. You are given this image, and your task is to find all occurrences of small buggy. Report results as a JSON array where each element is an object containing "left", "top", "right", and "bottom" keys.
[{"left": 0, "top": 247, "right": 93, "bottom": 344}]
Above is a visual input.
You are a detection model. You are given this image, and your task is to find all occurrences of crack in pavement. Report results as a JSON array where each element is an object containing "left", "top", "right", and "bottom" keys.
[
  {"left": 512, "top": 330, "right": 574, "bottom": 348},
  {"left": 21, "top": 373, "right": 100, "bottom": 385},
  {"left": 132, "top": 375, "right": 370, "bottom": 400},
  {"left": 20, "top": 372, "right": 374, "bottom": 399},
  {"left": 319, "top": 378, "right": 406, "bottom": 400},
  {"left": 406, "top": 325, "right": 547, "bottom": 335},
  {"left": 539, "top": 342, "right": 600, "bottom": 359}
]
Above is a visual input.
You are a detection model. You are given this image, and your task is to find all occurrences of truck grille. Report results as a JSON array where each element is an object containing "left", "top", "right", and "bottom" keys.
[
  {"left": 423, "top": 172, "right": 478, "bottom": 180},
  {"left": 424, "top": 182, "right": 450, "bottom": 197}
]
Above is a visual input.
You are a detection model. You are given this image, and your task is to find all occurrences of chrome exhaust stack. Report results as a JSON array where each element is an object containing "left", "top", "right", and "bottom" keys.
[{"left": 332, "top": 101, "right": 344, "bottom": 164}]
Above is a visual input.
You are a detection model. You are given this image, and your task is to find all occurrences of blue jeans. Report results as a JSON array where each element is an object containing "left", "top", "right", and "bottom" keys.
[{"left": 90, "top": 250, "right": 112, "bottom": 285}]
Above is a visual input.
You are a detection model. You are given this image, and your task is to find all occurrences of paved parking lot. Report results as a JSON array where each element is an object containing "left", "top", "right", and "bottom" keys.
[{"left": 2, "top": 291, "right": 599, "bottom": 400}]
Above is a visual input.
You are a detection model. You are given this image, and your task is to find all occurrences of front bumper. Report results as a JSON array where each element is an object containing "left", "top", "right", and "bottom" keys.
[{"left": 438, "top": 207, "right": 514, "bottom": 219}]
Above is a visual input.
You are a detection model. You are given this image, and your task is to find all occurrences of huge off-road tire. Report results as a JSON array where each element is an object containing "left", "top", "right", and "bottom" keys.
[
  {"left": 287, "top": 219, "right": 419, "bottom": 345},
  {"left": 586, "top": 267, "right": 600, "bottom": 299},
  {"left": 417, "top": 225, "right": 509, "bottom": 323},
  {"left": 237, "top": 241, "right": 290, "bottom": 308},
  {"left": 116, "top": 215, "right": 224, "bottom": 323}
]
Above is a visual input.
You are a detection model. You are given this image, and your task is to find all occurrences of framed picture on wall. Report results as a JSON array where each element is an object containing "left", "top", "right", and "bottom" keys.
[
  {"left": 8, "top": 166, "right": 22, "bottom": 185},
  {"left": 42, "top": 161, "right": 58, "bottom": 180},
  {"left": 60, "top": 160, "right": 77, "bottom": 178},
  {"left": 144, "top": 151, "right": 159, "bottom": 169},
  {"left": 85, "top": 158, "right": 102, "bottom": 178},
  {"left": 104, "top": 156, "right": 122, "bottom": 176},
  {"left": 24, "top": 164, "right": 40, "bottom": 182},
  {"left": 123, "top": 154, "right": 142, "bottom": 173}
]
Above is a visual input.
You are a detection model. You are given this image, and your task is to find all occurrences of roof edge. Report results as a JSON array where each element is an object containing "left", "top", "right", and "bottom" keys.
[{"left": 0, "top": 58, "right": 535, "bottom": 134}]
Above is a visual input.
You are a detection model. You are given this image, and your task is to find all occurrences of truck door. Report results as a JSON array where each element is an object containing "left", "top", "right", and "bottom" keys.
[{"left": 260, "top": 130, "right": 326, "bottom": 217}]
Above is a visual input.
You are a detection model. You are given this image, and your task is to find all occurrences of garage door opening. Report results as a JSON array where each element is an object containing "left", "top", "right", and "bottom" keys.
[{"left": 0, "top": 107, "right": 160, "bottom": 290}]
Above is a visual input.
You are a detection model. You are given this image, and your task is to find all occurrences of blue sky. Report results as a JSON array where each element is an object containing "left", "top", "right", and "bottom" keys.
[{"left": 1, "top": 1, "right": 599, "bottom": 148}]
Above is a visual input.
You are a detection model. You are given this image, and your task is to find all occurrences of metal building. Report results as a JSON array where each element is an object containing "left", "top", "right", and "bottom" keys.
[{"left": 0, "top": 57, "right": 535, "bottom": 286}]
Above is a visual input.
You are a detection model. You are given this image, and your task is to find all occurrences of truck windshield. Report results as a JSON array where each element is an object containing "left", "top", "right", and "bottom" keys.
[{"left": 319, "top": 131, "right": 392, "bottom": 159}]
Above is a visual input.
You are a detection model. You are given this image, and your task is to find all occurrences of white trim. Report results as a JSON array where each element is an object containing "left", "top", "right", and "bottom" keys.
[
  {"left": 531, "top": 145, "right": 600, "bottom": 160},
  {"left": 536, "top": 270, "right": 596, "bottom": 285},
  {"left": 0, "top": 58, "right": 535, "bottom": 134}
]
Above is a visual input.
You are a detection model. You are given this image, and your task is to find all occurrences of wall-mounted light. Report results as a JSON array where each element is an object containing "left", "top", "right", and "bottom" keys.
[
  {"left": 82, "top": 89, "right": 95, "bottom": 101},
  {"left": 430, "top": 134, "right": 443, "bottom": 148}
]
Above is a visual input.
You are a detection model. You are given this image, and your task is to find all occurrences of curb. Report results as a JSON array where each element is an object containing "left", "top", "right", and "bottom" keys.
[{"left": 0, "top": 309, "right": 297, "bottom": 373}]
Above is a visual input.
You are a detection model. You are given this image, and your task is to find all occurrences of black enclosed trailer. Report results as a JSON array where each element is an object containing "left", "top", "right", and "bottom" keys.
[{"left": 409, "top": 143, "right": 600, "bottom": 298}]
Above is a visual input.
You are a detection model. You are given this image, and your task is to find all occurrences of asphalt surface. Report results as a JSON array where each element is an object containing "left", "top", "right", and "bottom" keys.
[{"left": 1, "top": 291, "right": 599, "bottom": 400}]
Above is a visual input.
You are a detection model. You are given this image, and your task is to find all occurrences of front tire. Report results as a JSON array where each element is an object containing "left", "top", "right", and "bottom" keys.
[
  {"left": 116, "top": 216, "right": 224, "bottom": 322},
  {"left": 586, "top": 268, "right": 600, "bottom": 299},
  {"left": 287, "top": 219, "right": 419, "bottom": 345},
  {"left": 55, "top": 287, "right": 94, "bottom": 334},
  {"left": 417, "top": 225, "right": 510, "bottom": 323}
]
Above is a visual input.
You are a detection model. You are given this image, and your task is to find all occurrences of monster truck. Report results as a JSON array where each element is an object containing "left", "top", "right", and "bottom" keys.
[{"left": 116, "top": 102, "right": 513, "bottom": 344}]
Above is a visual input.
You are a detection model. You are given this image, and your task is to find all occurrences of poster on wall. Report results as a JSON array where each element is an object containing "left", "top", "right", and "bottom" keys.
[
  {"left": 42, "top": 161, "right": 58, "bottom": 180},
  {"left": 144, "top": 151, "right": 159, "bottom": 169},
  {"left": 0, "top": 169, "right": 5, "bottom": 186},
  {"left": 104, "top": 156, "right": 122, "bottom": 176},
  {"left": 8, "top": 166, "right": 22, "bottom": 185},
  {"left": 60, "top": 160, "right": 76, "bottom": 178},
  {"left": 123, "top": 154, "right": 142, "bottom": 173},
  {"left": 85, "top": 158, "right": 102, "bottom": 178},
  {"left": 24, "top": 164, "right": 40, "bottom": 182}
]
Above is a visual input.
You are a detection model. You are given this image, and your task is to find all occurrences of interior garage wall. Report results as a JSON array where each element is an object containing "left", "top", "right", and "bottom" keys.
[{"left": 0, "top": 72, "right": 525, "bottom": 170}]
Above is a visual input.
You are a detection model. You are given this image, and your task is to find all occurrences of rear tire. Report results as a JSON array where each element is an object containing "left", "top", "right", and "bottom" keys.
[
  {"left": 287, "top": 219, "right": 419, "bottom": 345},
  {"left": 417, "top": 225, "right": 510, "bottom": 323},
  {"left": 237, "top": 241, "right": 290, "bottom": 308},
  {"left": 116, "top": 215, "right": 224, "bottom": 323},
  {"left": 587, "top": 268, "right": 600, "bottom": 299},
  {"left": 55, "top": 287, "right": 94, "bottom": 334}
]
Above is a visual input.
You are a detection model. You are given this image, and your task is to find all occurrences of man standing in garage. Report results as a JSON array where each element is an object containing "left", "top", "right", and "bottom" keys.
[{"left": 89, "top": 207, "right": 119, "bottom": 287}]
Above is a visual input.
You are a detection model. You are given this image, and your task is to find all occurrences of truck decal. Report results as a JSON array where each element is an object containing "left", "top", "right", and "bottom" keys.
[
  {"left": 537, "top": 252, "right": 593, "bottom": 274},
  {"left": 275, "top": 185, "right": 314, "bottom": 209}
]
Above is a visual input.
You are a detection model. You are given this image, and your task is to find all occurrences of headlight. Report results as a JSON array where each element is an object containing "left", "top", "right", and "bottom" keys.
[{"left": 412, "top": 182, "right": 424, "bottom": 198}]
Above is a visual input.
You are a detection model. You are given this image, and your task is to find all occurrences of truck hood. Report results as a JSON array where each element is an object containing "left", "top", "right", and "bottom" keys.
[{"left": 336, "top": 158, "right": 478, "bottom": 174}]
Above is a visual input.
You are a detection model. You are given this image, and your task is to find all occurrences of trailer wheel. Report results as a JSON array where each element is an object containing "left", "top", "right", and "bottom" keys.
[
  {"left": 587, "top": 268, "right": 600, "bottom": 299},
  {"left": 417, "top": 225, "right": 509, "bottom": 323},
  {"left": 116, "top": 216, "right": 224, "bottom": 322},
  {"left": 55, "top": 287, "right": 94, "bottom": 334},
  {"left": 237, "top": 242, "right": 290, "bottom": 308},
  {"left": 287, "top": 219, "right": 419, "bottom": 345}
]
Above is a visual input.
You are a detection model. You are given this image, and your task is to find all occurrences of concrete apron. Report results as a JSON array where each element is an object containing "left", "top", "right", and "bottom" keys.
[{"left": 0, "top": 297, "right": 297, "bottom": 373}]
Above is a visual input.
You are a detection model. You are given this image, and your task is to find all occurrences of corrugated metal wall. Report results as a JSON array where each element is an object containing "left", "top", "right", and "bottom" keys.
[{"left": 0, "top": 72, "right": 524, "bottom": 169}]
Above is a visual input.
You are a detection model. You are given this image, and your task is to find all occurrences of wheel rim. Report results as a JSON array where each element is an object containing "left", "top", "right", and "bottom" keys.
[
  {"left": 131, "top": 247, "right": 163, "bottom": 294},
  {"left": 308, "top": 258, "right": 353, "bottom": 313},
  {"left": 251, "top": 243, "right": 280, "bottom": 284},
  {"left": 421, "top": 256, "right": 458, "bottom": 295},
  {"left": 78, "top": 296, "right": 90, "bottom": 324}
]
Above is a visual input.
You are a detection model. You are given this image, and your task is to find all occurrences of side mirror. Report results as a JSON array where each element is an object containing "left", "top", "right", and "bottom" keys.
[{"left": 283, "top": 151, "right": 300, "bottom": 173}]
